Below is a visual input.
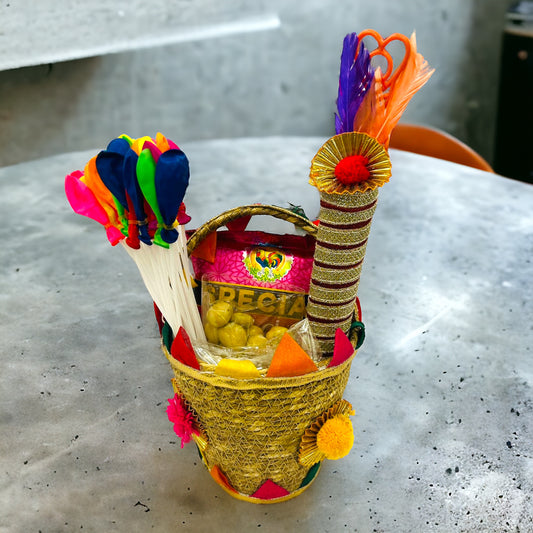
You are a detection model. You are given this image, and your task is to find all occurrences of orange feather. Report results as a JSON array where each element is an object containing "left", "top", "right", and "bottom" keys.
[
  {"left": 353, "top": 31, "right": 434, "bottom": 148},
  {"left": 353, "top": 67, "right": 386, "bottom": 138},
  {"left": 375, "top": 33, "right": 434, "bottom": 147}
]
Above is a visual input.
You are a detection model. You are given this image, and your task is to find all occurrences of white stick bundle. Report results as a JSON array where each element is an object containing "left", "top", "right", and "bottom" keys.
[{"left": 121, "top": 227, "right": 206, "bottom": 342}]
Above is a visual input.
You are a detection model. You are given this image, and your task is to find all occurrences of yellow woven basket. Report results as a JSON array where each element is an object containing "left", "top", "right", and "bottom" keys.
[
  {"left": 165, "top": 205, "right": 360, "bottom": 503},
  {"left": 165, "top": 347, "right": 355, "bottom": 502}
]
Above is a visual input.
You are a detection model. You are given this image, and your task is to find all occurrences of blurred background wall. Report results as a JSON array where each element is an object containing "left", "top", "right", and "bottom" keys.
[{"left": 0, "top": 0, "right": 510, "bottom": 167}]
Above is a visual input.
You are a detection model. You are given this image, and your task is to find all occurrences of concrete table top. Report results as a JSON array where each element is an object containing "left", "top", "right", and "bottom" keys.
[{"left": 1, "top": 137, "right": 532, "bottom": 532}]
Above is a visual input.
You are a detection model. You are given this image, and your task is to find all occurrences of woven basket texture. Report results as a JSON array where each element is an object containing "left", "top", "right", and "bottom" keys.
[{"left": 166, "top": 351, "right": 354, "bottom": 495}]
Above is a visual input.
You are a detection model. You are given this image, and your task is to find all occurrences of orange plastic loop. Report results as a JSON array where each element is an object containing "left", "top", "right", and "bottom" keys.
[{"left": 357, "top": 30, "right": 412, "bottom": 90}]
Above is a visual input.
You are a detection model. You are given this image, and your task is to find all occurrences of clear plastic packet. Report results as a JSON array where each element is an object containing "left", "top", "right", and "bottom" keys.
[
  {"left": 193, "top": 317, "right": 320, "bottom": 371},
  {"left": 200, "top": 277, "right": 306, "bottom": 347}
]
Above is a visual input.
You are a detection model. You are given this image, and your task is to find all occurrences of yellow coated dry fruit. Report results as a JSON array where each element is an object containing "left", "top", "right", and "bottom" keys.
[
  {"left": 266, "top": 326, "right": 288, "bottom": 340},
  {"left": 247, "top": 335, "right": 268, "bottom": 349},
  {"left": 206, "top": 300, "right": 233, "bottom": 328},
  {"left": 248, "top": 325, "right": 263, "bottom": 337},
  {"left": 232, "top": 312, "right": 254, "bottom": 329},
  {"left": 204, "top": 322, "right": 220, "bottom": 344},
  {"left": 218, "top": 322, "right": 248, "bottom": 348}
]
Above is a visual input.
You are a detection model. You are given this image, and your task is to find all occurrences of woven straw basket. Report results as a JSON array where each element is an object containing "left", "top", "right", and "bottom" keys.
[{"left": 165, "top": 205, "right": 360, "bottom": 503}]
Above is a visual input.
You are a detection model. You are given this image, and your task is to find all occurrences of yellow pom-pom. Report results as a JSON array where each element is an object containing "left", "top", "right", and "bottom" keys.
[{"left": 315, "top": 414, "right": 354, "bottom": 460}]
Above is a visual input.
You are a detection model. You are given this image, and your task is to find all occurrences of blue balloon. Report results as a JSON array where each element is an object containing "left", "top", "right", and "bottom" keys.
[{"left": 155, "top": 149, "right": 190, "bottom": 244}]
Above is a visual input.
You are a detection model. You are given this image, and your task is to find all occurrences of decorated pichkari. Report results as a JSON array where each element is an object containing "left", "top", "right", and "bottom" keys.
[
  {"left": 65, "top": 29, "right": 432, "bottom": 503},
  {"left": 65, "top": 133, "right": 205, "bottom": 342}
]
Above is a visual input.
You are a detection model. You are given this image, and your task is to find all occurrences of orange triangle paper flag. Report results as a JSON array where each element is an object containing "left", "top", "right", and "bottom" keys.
[
  {"left": 190, "top": 231, "right": 217, "bottom": 263},
  {"left": 266, "top": 333, "right": 318, "bottom": 377},
  {"left": 210, "top": 465, "right": 237, "bottom": 493}
]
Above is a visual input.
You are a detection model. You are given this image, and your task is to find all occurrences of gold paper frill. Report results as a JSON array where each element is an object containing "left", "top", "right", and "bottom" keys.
[
  {"left": 309, "top": 132, "right": 391, "bottom": 194},
  {"left": 298, "top": 399, "right": 355, "bottom": 467}
]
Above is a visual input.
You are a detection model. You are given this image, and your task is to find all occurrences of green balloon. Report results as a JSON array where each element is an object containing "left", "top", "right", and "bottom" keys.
[{"left": 137, "top": 148, "right": 168, "bottom": 248}]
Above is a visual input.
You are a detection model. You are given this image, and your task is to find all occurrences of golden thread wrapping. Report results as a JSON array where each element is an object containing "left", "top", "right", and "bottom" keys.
[
  {"left": 165, "top": 347, "right": 354, "bottom": 495},
  {"left": 161, "top": 219, "right": 179, "bottom": 230},
  {"left": 307, "top": 189, "right": 378, "bottom": 354}
]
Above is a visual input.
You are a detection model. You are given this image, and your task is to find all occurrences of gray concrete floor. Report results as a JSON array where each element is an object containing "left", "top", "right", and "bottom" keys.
[{"left": 1, "top": 138, "right": 532, "bottom": 532}]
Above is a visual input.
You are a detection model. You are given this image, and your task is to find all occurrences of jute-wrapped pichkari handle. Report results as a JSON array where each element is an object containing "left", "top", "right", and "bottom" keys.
[
  {"left": 306, "top": 132, "right": 391, "bottom": 356},
  {"left": 306, "top": 189, "right": 378, "bottom": 355},
  {"left": 305, "top": 28, "right": 433, "bottom": 356}
]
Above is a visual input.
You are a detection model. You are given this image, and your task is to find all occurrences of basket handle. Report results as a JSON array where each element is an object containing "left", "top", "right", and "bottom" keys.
[
  {"left": 186, "top": 204, "right": 318, "bottom": 256},
  {"left": 186, "top": 203, "right": 364, "bottom": 349}
]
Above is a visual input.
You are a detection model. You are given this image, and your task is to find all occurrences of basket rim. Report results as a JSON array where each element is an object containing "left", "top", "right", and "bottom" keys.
[{"left": 163, "top": 344, "right": 356, "bottom": 391}]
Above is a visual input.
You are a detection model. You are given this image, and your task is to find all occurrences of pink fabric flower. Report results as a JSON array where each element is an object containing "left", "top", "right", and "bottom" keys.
[{"left": 166, "top": 394, "right": 199, "bottom": 448}]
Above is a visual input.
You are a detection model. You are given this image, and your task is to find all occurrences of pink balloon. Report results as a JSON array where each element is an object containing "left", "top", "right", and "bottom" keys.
[
  {"left": 142, "top": 140, "right": 162, "bottom": 163},
  {"left": 106, "top": 226, "right": 125, "bottom": 246},
  {"left": 65, "top": 172, "right": 124, "bottom": 246},
  {"left": 167, "top": 138, "right": 180, "bottom": 150}
]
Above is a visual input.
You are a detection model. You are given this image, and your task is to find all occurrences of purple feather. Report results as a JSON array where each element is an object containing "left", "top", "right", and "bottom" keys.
[{"left": 335, "top": 33, "right": 374, "bottom": 134}]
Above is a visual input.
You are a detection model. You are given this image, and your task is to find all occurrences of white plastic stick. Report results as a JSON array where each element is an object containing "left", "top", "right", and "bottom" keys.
[{"left": 121, "top": 233, "right": 205, "bottom": 343}]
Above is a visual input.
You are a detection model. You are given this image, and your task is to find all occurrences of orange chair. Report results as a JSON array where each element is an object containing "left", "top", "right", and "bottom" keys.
[{"left": 389, "top": 123, "right": 494, "bottom": 172}]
